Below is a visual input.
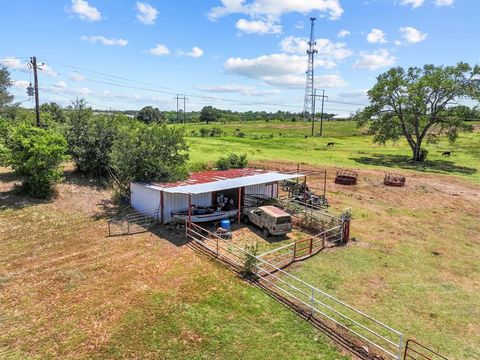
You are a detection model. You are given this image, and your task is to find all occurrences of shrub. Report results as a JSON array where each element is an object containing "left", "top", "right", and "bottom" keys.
[
  {"left": 215, "top": 153, "right": 248, "bottom": 170},
  {"left": 110, "top": 122, "right": 189, "bottom": 191},
  {"left": 199, "top": 128, "right": 209, "bottom": 137},
  {"left": 65, "top": 99, "right": 118, "bottom": 176},
  {"left": 209, "top": 127, "right": 222, "bottom": 137},
  {"left": 189, "top": 161, "right": 211, "bottom": 172},
  {"left": 6, "top": 124, "right": 67, "bottom": 198},
  {"left": 241, "top": 243, "right": 259, "bottom": 280}
]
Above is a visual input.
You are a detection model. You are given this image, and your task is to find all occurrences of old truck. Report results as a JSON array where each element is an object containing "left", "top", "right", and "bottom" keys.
[{"left": 242, "top": 205, "right": 292, "bottom": 237}]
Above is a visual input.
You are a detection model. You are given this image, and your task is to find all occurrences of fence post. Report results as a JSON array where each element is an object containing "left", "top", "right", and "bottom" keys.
[
  {"left": 309, "top": 236, "right": 313, "bottom": 254},
  {"left": 127, "top": 220, "right": 130, "bottom": 235},
  {"left": 322, "top": 231, "right": 326, "bottom": 248},
  {"left": 310, "top": 288, "right": 315, "bottom": 315},
  {"left": 216, "top": 236, "right": 219, "bottom": 255},
  {"left": 398, "top": 333, "right": 404, "bottom": 360},
  {"left": 293, "top": 242, "right": 297, "bottom": 260}
]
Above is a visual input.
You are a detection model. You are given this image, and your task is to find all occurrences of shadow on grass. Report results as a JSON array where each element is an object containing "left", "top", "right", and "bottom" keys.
[
  {"left": 0, "top": 187, "right": 53, "bottom": 211},
  {"left": 351, "top": 154, "right": 477, "bottom": 175}
]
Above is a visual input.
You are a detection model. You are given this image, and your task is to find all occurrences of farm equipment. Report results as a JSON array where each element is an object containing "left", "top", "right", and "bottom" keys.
[
  {"left": 282, "top": 179, "right": 329, "bottom": 208},
  {"left": 383, "top": 173, "right": 406, "bottom": 187},
  {"left": 335, "top": 169, "right": 358, "bottom": 185}
]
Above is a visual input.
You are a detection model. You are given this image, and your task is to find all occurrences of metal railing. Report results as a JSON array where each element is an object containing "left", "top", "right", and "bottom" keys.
[
  {"left": 186, "top": 221, "right": 404, "bottom": 359},
  {"left": 107, "top": 209, "right": 160, "bottom": 236},
  {"left": 403, "top": 340, "right": 448, "bottom": 360}
]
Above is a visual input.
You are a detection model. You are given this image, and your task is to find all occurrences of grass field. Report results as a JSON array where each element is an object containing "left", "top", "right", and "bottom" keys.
[
  {"left": 1, "top": 121, "right": 479, "bottom": 359},
  {"left": 180, "top": 120, "right": 480, "bottom": 184}
]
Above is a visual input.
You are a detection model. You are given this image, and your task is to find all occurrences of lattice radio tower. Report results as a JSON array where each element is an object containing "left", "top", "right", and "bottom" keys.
[{"left": 303, "top": 17, "right": 318, "bottom": 120}]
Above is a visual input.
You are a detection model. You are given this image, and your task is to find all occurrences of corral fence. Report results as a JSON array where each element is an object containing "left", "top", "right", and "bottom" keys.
[
  {"left": 107, "top": 210, "right": 160, "bottom": 236},
  {"left": 243, "top": 193, "right": 350, "bottom": 245},
  {"left": 186, "top": 221, "right": 404, "bottom": 360},
  {"left": 403, "top": 340, "right": 448, "bottom": 360}
]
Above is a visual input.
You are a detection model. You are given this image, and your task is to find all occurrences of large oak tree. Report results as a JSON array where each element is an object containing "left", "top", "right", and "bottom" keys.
[{"left": 358, "top": 63, "right": 480, "bottom": 161}]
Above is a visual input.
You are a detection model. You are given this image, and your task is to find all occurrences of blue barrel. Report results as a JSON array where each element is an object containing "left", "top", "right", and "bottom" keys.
[{"left": 220, "top": 219, "right": 231, "bottom": 230}]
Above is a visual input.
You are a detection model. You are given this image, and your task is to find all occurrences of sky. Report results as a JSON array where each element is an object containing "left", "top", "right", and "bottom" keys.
[{"left": 1, "top": 0, "right": 479, "bottom": 115}]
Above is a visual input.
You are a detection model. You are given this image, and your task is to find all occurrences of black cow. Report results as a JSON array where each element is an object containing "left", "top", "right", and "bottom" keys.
[
  {"left": 442, "top": 151, "right": 451, "bottom": 157},
  {"left": 327, "top": 142, "right": 335, "bottom": 147}
]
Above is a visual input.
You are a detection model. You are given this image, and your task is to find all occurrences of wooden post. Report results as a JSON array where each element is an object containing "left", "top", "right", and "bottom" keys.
[
  {"left": 237, "top": 187, "right": 241, "bottom": 224},
  {"left": 303, "top": 176, "right": 307, "bottom": 212},
  {"left": 323, "top": 170, "right": 327, "bottom": 198}
]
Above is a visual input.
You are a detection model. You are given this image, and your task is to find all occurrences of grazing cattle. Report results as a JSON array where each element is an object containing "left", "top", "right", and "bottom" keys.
[
  {"left": 442, "top": 151, "right": 451, "bottom": 157},
  {"left": 327, "top": 142, "right": 335, "bottom": 147},
  {"left": 305, "top": 135, "right": 308, "bottom": 139}
]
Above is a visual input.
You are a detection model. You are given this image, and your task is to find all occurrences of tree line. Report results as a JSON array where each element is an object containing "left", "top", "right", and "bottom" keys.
[{"left": 0, "top": 67, "right": 189, "bottom": 199}]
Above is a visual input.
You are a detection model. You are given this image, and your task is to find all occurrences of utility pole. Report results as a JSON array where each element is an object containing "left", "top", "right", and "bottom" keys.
[
  {"left": 175, "top": 94, "right": 187, "bottom": 123},
  {"left": 311, "top": 89, "right": 328, "bottom": 136},
  {"left": 30, "top": 56, "right": 41, "bottom": 127}
]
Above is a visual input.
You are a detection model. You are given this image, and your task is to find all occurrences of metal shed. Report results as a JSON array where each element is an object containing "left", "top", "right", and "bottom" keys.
[{"left": 130, "top": 168, "right": 304, "bottom": 224}]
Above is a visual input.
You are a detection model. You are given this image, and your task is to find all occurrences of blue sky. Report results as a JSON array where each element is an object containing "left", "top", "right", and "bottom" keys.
[{"left": 1, "top": 0, "right": 479, "bottom": 115}]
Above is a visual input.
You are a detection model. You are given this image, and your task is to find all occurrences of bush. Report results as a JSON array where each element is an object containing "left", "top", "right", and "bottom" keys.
[
  {"left": 241, "top": 243, "right": 259, "bottom": 280},
  {"left": 6, "top": 124, "right": 67, "bottom": 198},
  {"left": 65, "top": 99, "right": 118, "bottom": 176},
  {"left": 189, "top": 161, "right": 211, "bottom": 173},
  {"left": 215, "top": 153, "right": 248, "bottom": 170},
  {"left": 110, "top": 122, "right": 189, "bottom": 191}
]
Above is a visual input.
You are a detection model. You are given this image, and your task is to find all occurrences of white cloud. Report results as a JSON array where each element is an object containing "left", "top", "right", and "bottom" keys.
[
  {"left": 261, "top": 74, "right": 347, "bottom": 88},
  {"left": 434, "top": 0, "right": 454, "bottom": 6},
  {"left": 81, "top": 35, "right": 128, "bottom": 46},
  {"left": 399, "top": 26, "right": 427, "bottom": 43},
  {"left": 67, "top": 0, "right": 102, "bottom": 21},
  {"left": 236, "top": 18, "right": 282, "bottom": 34},
  {"left": 352, "top": 49, "right": 396, "bottom": 70},
  {"left": 224, "top": 53, "right": 347, "bottom": 88},
  {"left": 179, "top": 46, "right": 204, "bottom": 58},
  {"left": 149, "top": 44, "right": 170, "bottom": 56},
  {"left": 208, "top": 0, "right": 343, "bottom": 21},
  {"left": 39, "top": 64, "right": 59, "bottom": 77},
  {"left": 400, "top": 0, "right": 424, "bottom": 8},
  {"left": 1, "top": 57, "right": 57, "bottom": 77},
  {"left": 12, "top": 80, "right": 30, "bottom": 89},
  {"left": 338, "top": 29, "right": 350, "bottom": 38},
  {"left": 54, "top": 81, "right": 67, "bottom": 89},
  {"left": 70, "top": 73, "right": 86, "bottom": 82},
  {"left": 295, "top": 21, "right": 304, "bottom": 30},
  {"left": 0, "top": 57, "right": 28, "bottom": 72},
  {"left": 196, "top": 84, "right": 280, "bottom": 96},
  {"left": 333, "top": 90, "right": 369, "bottom": 104},
  {"left": 280, "top": 36, "right": 352, "bottom": 61},
  {"left": 367, "top": 28, "right": 387, "bottom": 43},
  {"left": 136, "top": 2, "right": 158, "bottom": 25}
]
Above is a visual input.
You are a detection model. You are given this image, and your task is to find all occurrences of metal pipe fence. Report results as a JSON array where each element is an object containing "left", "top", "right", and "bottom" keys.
[
  {"left": 186, "top": 221, "right": 404, "bottom": 359},
  {"left": 108, "top": 210, "right": 160, "bottom": 236}
]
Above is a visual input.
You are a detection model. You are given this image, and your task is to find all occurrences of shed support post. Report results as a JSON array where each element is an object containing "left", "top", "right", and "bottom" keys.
[
  {"left": 323, "top": 170, "right": 327, "bottom": 198},
  {"left": 188, "top": 194, "right": 192, "bottom": 227},
  {"left": 160, "top": 191, "right": 164, "bottom": 223},
  {"left": 237, "top": 187, "right": 241, "bottom": 224}
]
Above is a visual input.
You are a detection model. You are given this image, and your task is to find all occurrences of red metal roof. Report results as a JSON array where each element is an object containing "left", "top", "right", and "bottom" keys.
[{"left": 153, "top": 168, "right": 270, "bottom": 188}]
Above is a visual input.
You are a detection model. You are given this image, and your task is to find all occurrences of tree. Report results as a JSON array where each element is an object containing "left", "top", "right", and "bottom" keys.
[
  {"left": 199, "top": 106, "right": 220, "bottom": 124},
  {"left": 0, "top": 66, "right": 13, "bottom": 109},
  {"left": 110, "top": 122, "right": 189, "bottom": 190},
  {"left": 216, "top": 153, "right": 248, "bottom": 170},
  {"left": 40, "top": 102, "right": 66, "bottom": 123},
  {"left": 357, "top": 63, "right": 480, "bottom": 161},
  {"left": 65, "top": 98, "right": 117, "bottom": 176},
  {"left": 6, "top": 124, "right": 67, "bottom": 198},
  {"left": 135, "top": 106, "right": 163, "bottom": 123}
]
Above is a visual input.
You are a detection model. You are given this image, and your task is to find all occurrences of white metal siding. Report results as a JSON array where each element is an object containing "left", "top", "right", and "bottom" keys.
[
  {"left": 163, "top": 192, "right": 212, "bottom": 223},
  {"left": 244, "top": 182, "right": 278, "bottom": 198},
  {"left": 130, "top": 183, "right": 161, "bottom": 218}
]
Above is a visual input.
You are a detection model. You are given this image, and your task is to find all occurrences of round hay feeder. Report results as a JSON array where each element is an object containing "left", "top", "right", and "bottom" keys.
[
  {"left": 383, "top": 173, "right": 406, "bottom": 187},
  {"left": 335, "top": 169, "right": 358, "bottom": 185}
]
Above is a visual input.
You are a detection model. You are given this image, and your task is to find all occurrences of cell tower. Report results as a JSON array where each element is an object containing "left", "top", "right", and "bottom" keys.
[{"left": 303, "top": 17, "right": 318, "bottom": 120}]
